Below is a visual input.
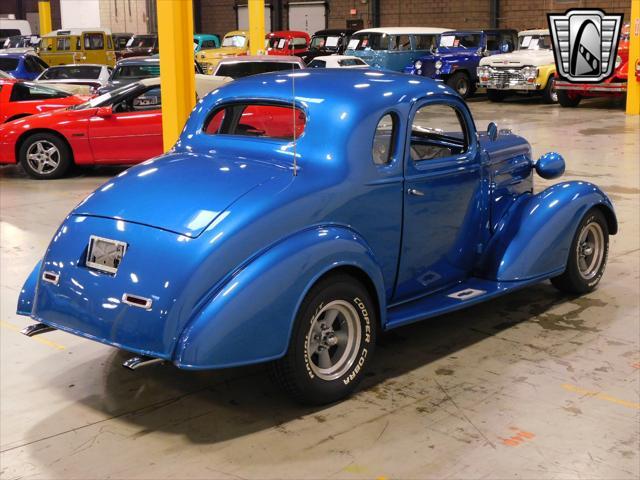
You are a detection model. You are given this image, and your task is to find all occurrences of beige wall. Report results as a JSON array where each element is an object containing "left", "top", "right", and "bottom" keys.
[{"left": 99, "top": 0, "right": 150, "bottom": 34}]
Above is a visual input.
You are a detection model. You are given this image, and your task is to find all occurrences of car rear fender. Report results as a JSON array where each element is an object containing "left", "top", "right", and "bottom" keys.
[
  {"left": 480, "top": 181, "right": 617, "bottom": 281},
  {"left": 173, "top": 226, "right": 385, "bottom": 370},
  {"left": 17, "top": 260, "right": 41, "bottom": 316}
]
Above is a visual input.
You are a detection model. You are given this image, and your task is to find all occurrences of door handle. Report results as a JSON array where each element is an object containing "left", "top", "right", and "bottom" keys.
[{"left": 407, "top": 188, "right": 425, "bottom": 197}]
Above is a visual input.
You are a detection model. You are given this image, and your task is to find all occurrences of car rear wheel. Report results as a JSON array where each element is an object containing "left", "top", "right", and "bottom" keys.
[
  {"left": 271, "top": 274, "right": 377, "bottom": 405},
  {"left": 19, "top": 133, "right": 72, "bottom": 180},
  {"left": 446, "top": 72, "right": 472, "bottom": 98},
  {"left": 487, "top": 89, "right": 506, "bottom": 102},
  {"left": 551, "top": 209, "right": 609, "bottom": 294},
  {"left": 557, "top": 89, "right": 581, "bottom": 107},
  {"left": 542, "top": 76, "right": 558, "bottom": 104}
]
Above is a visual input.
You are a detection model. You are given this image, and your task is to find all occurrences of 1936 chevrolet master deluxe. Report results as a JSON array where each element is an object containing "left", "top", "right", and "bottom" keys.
[{"left": 18, "top": 70, "right": 616, "bottom": 404}]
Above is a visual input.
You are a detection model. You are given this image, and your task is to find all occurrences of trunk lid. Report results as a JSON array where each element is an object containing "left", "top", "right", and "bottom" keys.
[{"left": 74, "top": 152, "right": 286, "bottom": 237}]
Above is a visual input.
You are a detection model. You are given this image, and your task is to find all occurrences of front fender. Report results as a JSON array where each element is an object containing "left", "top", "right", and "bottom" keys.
[
  {"left": 17, "top": 261, "right": 41, "bottom": 316},
  {"left": 173, "top": 226, "right": 386, "bottom": 369},
  {"left": 481, "top": 181, "right": 616, "bottom": 281}
]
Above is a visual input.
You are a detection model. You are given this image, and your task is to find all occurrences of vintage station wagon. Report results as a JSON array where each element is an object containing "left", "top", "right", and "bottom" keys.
[{"left": 18, "top": 70, "right": 616, "bottom": 404}]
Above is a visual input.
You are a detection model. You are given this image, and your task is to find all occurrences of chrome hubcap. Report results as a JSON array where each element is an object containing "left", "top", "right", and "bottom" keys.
[
  {"left": 457, "top": 79, "right": 468, "bottom": 96},
  {"left": 577, "top": 222, "right": 604, "bottom": 280},
  {"left": 550, "top": 79, "right": 558, "bottom": 103},
  {"left": 26, "top": 140, "right": 60, "bottom": 174},
  {"left": 306, "top": 300, "right": 361, "bottom": 381}
]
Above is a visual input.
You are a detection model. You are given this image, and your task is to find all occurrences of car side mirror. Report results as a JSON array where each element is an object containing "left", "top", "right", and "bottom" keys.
[
  {"left": 95, "top": 106, "right": 113, "bottom": 118},
  {"left": 487, "top": 122, "right": 498, "bottom": 141},
  {"left": 535, "top": 152, "right": 565, "bottom": 179}
]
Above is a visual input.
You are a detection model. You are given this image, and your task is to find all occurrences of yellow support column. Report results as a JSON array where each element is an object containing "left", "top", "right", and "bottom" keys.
[
  {"left": 157, "top": 0, "right": 196, "bottom": 150},
  {"left": 248, "top": 0, "right": 265, "bottom": 55},
  {"left": 627, "top": 0, "right": 640, "bottom": 115},
  {"left": 38, "top": 0, "right": 52, "bottom": 36}
]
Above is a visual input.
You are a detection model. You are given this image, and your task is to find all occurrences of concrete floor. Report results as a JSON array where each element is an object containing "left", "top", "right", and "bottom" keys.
[{"left": 1, "top": 96, "right": 639, "bottom": 480}]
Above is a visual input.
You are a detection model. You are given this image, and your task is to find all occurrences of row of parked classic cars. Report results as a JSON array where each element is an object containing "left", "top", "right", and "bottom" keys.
[{"left": 1, "top": 22, "right": 638, "bottom": 179}]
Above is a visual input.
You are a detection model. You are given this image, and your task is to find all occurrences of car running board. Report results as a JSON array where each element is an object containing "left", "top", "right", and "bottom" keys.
[
  {"left": 21, "top": 323, "right": 56, "bottom": 337},
  {"left": 386, "top": 276, "right": 541, "bottom": 330}
]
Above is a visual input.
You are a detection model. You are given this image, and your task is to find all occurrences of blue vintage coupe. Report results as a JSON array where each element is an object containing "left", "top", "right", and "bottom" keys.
[
  {"left": 404, "top": 29, "right": 518, "bottom": 98},
  {"left": 18, "top": 70, "right": 616, "bottom": 404}
]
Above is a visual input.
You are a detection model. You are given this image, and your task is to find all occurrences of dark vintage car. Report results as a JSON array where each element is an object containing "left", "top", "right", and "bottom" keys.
[
  {"left": 97, "top": 55, "right": 203, "bottom": 94},
  {"left": 18, "top": 70, "right": 616, "bottom": 405},
  {"left": 300, "top": 28, "right": 356, "bottom": 63},
  {"left": 112, "top": 32, "right": 133, "bottom": 58},
  {"left": 405, "top": 29, "right": 518, "bottom": 98},
  {"left": 118, "top": 34, "right": 159, "bottom": 59}
]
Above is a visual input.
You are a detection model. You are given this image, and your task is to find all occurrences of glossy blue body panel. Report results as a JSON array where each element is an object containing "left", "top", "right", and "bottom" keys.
[
  {"left": 17, "top": 69, "right": 616, "bottom": 369},
  {"left": 0, "top": 53, "right": 40, "bottom": 80},
  {"left": 535, "top": 152, "right": 566, "bottom": 179},
  {"left": 403, "top": 30, "right": 516, "bottom": 84}
]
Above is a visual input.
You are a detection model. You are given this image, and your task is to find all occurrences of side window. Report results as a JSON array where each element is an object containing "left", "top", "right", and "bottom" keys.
[
  {"left": 372, "top": 113, "right": 397, "bottom": 165},
  {"left": 9, "top": 83, "right": 68, "bottom": 102},
  {"left": 389, "top": 35, "right": 411, "bottom": 51},
  {"left": 204, "top": 103, "right": 306, "bottom": 140},
  {"left": 410, "top": 103, "right": 468, "bottom": 162},
  {"left": 486, "top": 33, "right": 500, "bottom": 51},
  {"left": 113, "top": 87, "right": 161, "bottom": 113},
  {"left": 56, "top": 37, "right": 70, "bottom": 51},
  {"left": 106, "top": 35, "right": 113, "bottom": 49},
  {"left": 84, "top": 33, "right": 104, "bottom": 50},
  {"left": 414, "top": 34, "right": 435, "bottom": 51},
  {"left": 291, "top": 37, "right": 308, "bottom": 48}
]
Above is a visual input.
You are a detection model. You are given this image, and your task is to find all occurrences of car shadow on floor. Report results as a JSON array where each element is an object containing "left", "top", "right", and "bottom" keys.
[{"left": 22, "top": 282, "right": 612, "bottom": 449}]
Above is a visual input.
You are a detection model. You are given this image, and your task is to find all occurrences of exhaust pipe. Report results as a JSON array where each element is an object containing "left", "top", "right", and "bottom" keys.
[
  {"left": 122, "top": 355, "right": 164, "bottom": 370},
  {"left": 21, "top": 323, "right": 56, "bottom": 337}
]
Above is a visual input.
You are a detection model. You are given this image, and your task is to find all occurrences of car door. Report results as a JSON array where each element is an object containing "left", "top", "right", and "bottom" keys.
[
  {"left": 394, "top": 97, "right": 485, "bottom": 302},
  {"left": 88, "top": 85, "right": 163, "bottom": 163}
]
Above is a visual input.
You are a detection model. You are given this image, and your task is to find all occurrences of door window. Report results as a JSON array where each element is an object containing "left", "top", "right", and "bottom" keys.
[
  {"left": 113, "top": 86, "right": 161, "bottom": 113},
  {"left": 410, "top": 103, "right": 468, "bottom": 161},
  {"left": 56, "top": 37, "right": 71, "bottom": 50},
  {"left": 414, "top": 34, "right": 436, "bottom": 50},
  {"left": 389, "top": 35, "right": 411, "bottom": 51},
  {"left": 84, "top": 33, "right": 105, "bottom": 50}
]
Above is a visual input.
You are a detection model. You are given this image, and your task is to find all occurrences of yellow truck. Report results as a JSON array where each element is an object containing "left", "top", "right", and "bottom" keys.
[
  {"left": 196, "top": 30, "right": 250, "bottom": 74},
  {"left": 39, "top": 28, "right": 116, "bottom": 67}
]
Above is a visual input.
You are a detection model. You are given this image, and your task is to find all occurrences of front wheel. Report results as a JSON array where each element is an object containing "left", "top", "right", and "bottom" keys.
[
  {"left": 19, "top": 133, "right": 72, "bottom": 179},
  {"left": 446, "top": 72, "right": 473, "bottom": 98},
  {"left": 271, "top": 274, "right": 377, "bottom": 405},
  {"left": 542, "top": 76, "right": 558, "bottom": 104},
  {"left": 557, "top": 89, "right": 582, "bottom": 107},
  {"left": 551, "top": 209, "right": 609, "bottom": 294}
]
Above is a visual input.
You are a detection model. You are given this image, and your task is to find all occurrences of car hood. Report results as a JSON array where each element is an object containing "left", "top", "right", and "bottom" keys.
[
  {"left": 480, "top": 49, "right": 554, "bottom": 67},
  {"left": 73, "top": 152, "right": 287, "bottom": 237},
  {"left": 198, "top": 46, "right": 246, "bottom": 60}
]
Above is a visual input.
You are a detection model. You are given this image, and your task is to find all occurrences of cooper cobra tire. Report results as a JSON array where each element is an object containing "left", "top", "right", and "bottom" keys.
[
  {"left": 557, "top": 89, "right": 582, "bottom": 107},
  {"left": 542, "top": 76, "right": 558, "bottom": 104},
  {"left": 271, "top": 274, "right": 377, "bottom": 405},
  {"left": 487, "top": 89, "right": 506, "bottom": 102},
  {"left": 551, "top": 208, "right": 609, "bottom": 294},
  {"left": 446, "top": 72, "right": 472, "bottom": 99},
  {"left": 19, "top": 132, "right": 72, "bottom": 179}
]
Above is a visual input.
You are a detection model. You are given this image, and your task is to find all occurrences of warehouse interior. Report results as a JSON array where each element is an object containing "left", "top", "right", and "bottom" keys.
[{"left": 1, "top": 1, "right": 639, "bottom": 479}]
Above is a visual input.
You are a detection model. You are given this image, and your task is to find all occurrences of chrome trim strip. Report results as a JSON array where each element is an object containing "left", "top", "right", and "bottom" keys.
[{"left": 122, "top": 356, "right": 164, "bottom": 370}]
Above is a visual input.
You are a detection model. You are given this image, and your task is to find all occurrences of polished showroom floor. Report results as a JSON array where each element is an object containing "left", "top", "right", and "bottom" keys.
[{"left": 1, "top": 96, "right": 639, "bottom": 479}]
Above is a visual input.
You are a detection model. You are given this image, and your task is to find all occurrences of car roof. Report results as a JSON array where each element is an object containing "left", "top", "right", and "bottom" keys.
[
  {"left": 443, "top": 29, "right": 518, "bottom": 35},
  {"left": 46, "top": 64, "right": 107, "bottom": 68},
  {"left": 354, "top": 27, "right": 452, "bottom": 35},
  {"left": 116, "top": 56, "right": 159, "bottom": 65},
  {"left": 519, "top": 29, "right": 549, "bottom": 36},
  {"left": 0, "top": 52, "right": 32, "bottom": 59},
  {"left": 267, "top": 30, "right": 309, "bottom": 37},
  {"left": 312, "top": 29, "right": 356, "bottom": 36},
  {"left": 311, "top": 55, "right": 362, "bottom": 61},
  {"left": 224, "top": 30, "right": 248, "bottom": 37},
  {"left": 42, "top": 28, "right": 112, "bottom": 37},
  {"left": 218, "top": 55, "right": 304, "bottom": 63}
]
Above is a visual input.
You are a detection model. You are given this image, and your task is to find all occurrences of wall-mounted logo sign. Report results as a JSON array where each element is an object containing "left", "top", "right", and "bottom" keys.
[{"left": 548, "top": 9, "right": 623, "bottom": 83}]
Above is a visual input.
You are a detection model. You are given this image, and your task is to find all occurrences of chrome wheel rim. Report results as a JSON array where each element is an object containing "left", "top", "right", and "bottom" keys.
[
  {"left": 456, "top": 78, "right": 469, "bottom": 96},
  {"left": 306, "top": 300, "right": 361, "bottom": 381},
  {"left": 26, "top": 140, "right": 60, "bottom": 175},
  {"left": 550, "top": 78, "right": 558, "bottom": 103},
  {"left": 577, "top": 222, "right": 604, "bottom": 280}
]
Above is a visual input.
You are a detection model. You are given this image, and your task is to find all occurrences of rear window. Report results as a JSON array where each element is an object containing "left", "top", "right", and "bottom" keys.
[
  {"left": 204, "top": 103, "right": 306, "bottom": 140},
  {"left": 126, "top": 36, "right": 155, "bottom": 48},
  {"left": 9, "top": 82, "right": 70, "bottom": 101},
  {"left": 0, "top": 29, "right": 21, "bottom": 39},
  {"left": 0, "top": 57, "right": 19, "bottom": 71},
  {"left": 42, "top": 66, "right": 102, "bottom": 79},
  {"left": 307, "top": 59, "right": 326, "bottom": 68},
  {"left": 112, "top": 64, "right": 160, "bottom": 79},
  {"left": 215, "top": 61, "right": 300, "bottom": 79},
  {"left": 338, "top": 58, "right": 366, "bottom": 66}
]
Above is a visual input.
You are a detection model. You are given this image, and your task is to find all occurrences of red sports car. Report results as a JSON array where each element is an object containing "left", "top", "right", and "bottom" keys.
[
  {"left": 0, "top": 76, "right": 300, "bottom": 179},
  {"left": 0, "top": 79, "right": 87, "bottom": 123},
  {"left": 0, "top": 78, "right": 163, "bottom": 178}
]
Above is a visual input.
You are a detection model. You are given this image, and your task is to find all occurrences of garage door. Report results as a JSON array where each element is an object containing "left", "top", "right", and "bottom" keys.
[
  {"left": 288, "top": 1, "right": 326, "bottom": 34},
  {"left": 237, "top": 4, "right": 272, "bottom": 32}
]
